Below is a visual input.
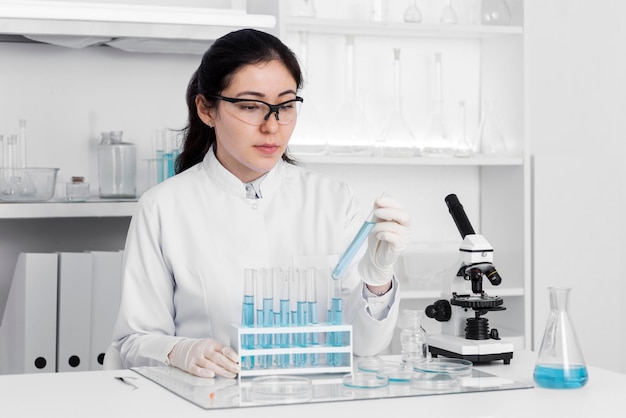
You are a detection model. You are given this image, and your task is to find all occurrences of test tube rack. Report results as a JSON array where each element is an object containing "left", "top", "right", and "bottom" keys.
[{"left": 232, "top": 323, "right": 353, "bottom": 377}]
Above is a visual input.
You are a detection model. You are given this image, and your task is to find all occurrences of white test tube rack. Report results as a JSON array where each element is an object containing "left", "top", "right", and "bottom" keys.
[{"left": 232, "top": 323, "right": 353, "bottom": 378}]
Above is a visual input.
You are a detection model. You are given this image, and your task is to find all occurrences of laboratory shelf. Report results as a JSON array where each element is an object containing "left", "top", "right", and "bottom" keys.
[
  {"left": 284, "top": 17, "right": 523, "bottom": 39},
  {"left": 294, "top": 154, "right": 523, "bottom": 166},
  {"left": 0, "top": 199, "right": 137, "bottom": 219}
]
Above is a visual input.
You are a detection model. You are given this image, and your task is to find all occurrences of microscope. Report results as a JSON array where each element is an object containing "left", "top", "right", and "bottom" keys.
[{"left": 425, "top": 194, "right": 514, "bottom": 364}]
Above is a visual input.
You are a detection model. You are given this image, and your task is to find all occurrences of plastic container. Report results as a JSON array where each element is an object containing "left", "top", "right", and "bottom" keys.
[{"left": 0, "top": 167, "right": 59, "bottom": 202}]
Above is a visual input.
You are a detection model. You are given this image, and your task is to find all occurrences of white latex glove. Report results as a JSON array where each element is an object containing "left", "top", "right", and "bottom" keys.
[
  {"left": 168, "top": 338, "right": 240, "bottom": 378},
  {"left": 358, "top": 195, "right": 411, "bottom": 286}
]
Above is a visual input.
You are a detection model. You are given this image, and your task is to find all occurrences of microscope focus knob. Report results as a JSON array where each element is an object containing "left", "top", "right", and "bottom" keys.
[{"left": 425, "top": 299, "right": 452, "bottom": 322}]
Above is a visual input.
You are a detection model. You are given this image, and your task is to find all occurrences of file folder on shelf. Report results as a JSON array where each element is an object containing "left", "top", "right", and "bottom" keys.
[
  {"left": 0, "top": 253, "right": 58, "bottom": 374},
  {"left": 56, "top": 252, "right": 93, "bottom": 372},
  {"left": 89, "top": 251, "right": 123, "bottom": 370}
]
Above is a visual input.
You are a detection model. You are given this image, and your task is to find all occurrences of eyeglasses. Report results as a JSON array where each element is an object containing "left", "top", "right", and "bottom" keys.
[{"left": 205, "top": 94, "right": 303, "bottom": 126}]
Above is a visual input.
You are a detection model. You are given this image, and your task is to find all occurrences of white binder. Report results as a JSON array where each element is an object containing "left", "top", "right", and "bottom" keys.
[
  {"left": 0, "top": 253, "right": 58, "bottom": 374},
  {"left": 89, "top": 251, "right": 123, "bottom": 370},
  {"left": 56, "top": 252, "right": 93, "bottom": 372}
]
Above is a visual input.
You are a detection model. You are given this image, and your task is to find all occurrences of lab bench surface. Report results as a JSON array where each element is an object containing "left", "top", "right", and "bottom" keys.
[{"left": 0, "top": 350, "right": 623, "bottom": 418}]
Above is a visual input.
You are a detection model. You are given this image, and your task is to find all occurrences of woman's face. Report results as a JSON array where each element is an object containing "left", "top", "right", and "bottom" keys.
[{"left": 197, "top": 60, "right": 298, "bottom": 183}]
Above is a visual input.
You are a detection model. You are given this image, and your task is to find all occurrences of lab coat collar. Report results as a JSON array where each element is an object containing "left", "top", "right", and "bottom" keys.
[{"left": 201, "top": 145, "right": 284, "bottom": 199}]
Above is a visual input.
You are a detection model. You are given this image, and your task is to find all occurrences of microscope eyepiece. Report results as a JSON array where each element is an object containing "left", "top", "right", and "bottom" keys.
[{"left": 445, "top": 194, "right": 476, "bottom": 238}]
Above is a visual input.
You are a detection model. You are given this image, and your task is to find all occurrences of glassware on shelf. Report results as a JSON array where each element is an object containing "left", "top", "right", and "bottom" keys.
[
  {"left": 403, "top": 0, "right": 422, "bottom": 23},
  {"left": 289, "top": 32, "right": 327, "bottom": 156},
  {"left": 440, "top": 0, "right": 458, "bottom": 24},
  {"left": 480, "top": 0, "right": 511, "bottom": 26},
  {"left": 454, "top": 101, "right": 474, "bottom": 157},
  {"left": 372, "top": 0, "right": 387, "bottom": 22},
  {"left": 18, "top": 119, "right": 27, "bottom": 168},
  {"left": 422, "top": 52, "right": 454, "bottom": 157},
  {"left": 293, "top": 0, "right": 316, "bottom": 18},
  {"left": 474, "top": 100, "right": 508, "bottom": 157},
  {"left": 327, "top": 35, "right": 374, "bottom": 156},
  {"left": 379, "top": 48, "right": 417, "bottom": 157},
  {"left": 98, "top": 130, "right": 137, "bottom": 198},
  {"left": 534, "top": 287, "right": 588, "bottom": 389}
]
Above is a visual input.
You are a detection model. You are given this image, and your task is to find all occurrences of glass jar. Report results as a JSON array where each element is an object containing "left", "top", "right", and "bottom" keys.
[
  {"left": 97, "top": 131, "right": 137, "bottom": 198},
  {"left": 66, "top": 176, "right": 89, "bottom": 202},
  {"left": 400, "top": 309, "right": 428, "bottom": 364}
]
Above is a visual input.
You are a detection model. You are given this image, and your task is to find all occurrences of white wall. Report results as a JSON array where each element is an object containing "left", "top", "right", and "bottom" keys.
[{"left": 526, "top": 0, "right": 626, "bottom": 373}]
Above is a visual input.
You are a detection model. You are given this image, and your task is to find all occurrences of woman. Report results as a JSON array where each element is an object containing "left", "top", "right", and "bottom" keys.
[{"left": 111, "top": 28, "right": 410, "bottom": 378}]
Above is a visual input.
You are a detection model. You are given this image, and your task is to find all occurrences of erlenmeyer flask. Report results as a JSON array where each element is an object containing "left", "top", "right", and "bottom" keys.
[
  {"left": 328, "top": 35, "right": 374, "bottom": 156},
  {"left": 440, "top": 0, "right": 458, "bottom": 24},
  {"left": 534, "top": 287, "right": 588, "bottom": 389},
  {"left": 379, "top": 48, "right": 416, "bottom": 157},
  {"left": 480, "top": 0, "right": 511, "bottom": 26},
  {"left": 403, "top": 0, "right": 422, "bottom": 23},
  {"left": 474, "top": 100, "right": 508, "bottom": 156},
  {"left": 422, "top": 52, "right": 454, "bottom": 157},
  {"left": 289, "top": 32, "right": 327, "bottom": 155}
]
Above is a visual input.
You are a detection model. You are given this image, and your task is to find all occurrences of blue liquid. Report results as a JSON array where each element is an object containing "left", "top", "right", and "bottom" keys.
[
  {"left": 332, "top": 221, "right": 376, "bottom": 280},
  {"left": 327, "top": 297, "right": 343, "bottom": 366},
  {"left": 277, "top": 299, "right": 291, "bottom": 368},
  {"left": 255, "top": 298, "right": 274, "bottom": 369},
  {"left": 534, "top": 364, "right": 588, "bottom": 389},
  {"left": 155, "top": 150, "right": 165, "bottom": 183},
  {"left": 294, "top": 301, "right": 308, "bottom": 366},
  {"left": 241, "top": 297, "right": 255, "bottom": 370},
  {"left": 164, "top": 151, "right": 178, "bottom": 179},
  {"left": 308, "top": 301, "right": 319, "bottom": 365}
]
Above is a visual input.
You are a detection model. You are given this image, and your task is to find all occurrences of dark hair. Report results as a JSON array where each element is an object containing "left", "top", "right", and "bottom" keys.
[{"left": 175, "top": 29, "right": 303, "bottom": 174}]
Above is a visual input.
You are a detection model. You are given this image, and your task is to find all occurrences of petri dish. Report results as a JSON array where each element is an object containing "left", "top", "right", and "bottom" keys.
[
  {"left": 357, "top": 358, "right": 402, "bottom": 373},
  {"left": 342, "top": 372, "right": 389, "bottom": 389},
  {"left": 250, "top": 375, "right": 312, "bottom": 403},
  {"left": 381, "top": 368, "right": 414, "bottom": 383},
  {"left": 411, "top": 358, "right": 473, "bottom": 376},
  {"left": 411, "top": 371, "right": 460, "bottom": 391}
]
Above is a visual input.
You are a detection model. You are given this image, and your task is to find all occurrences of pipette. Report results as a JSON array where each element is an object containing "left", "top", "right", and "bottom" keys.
[{"left": 331, "top": 207, "right": 378, "bottom": 280}]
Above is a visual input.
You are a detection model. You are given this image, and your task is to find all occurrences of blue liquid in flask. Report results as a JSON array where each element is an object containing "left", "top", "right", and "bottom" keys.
[{"left": 534, "top": 364, "right": 588, "bottom": 389}]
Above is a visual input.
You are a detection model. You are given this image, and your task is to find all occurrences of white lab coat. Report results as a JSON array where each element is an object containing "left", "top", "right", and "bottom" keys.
[{"left": 112, "top": 148, "right": 400, "bottom": 367}]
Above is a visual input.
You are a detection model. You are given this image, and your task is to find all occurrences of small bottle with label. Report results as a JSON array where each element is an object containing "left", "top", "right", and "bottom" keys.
[{"left": 66, "top": 176, "right": 90, "bottom": 202}]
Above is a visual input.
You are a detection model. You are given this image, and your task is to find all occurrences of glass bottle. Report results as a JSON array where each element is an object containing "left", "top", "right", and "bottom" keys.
[
  {"left": 403, "top": 0, "right": 422, "bottom": 23},
  {"left": 379, "top": 48, "right": 417, "bottom": 157},
  {"left": 328, "top": 35, "right": 374, "bottom": 156},
  {"left": 474, "top": 100, "right": 508, "bottom": 157},
  {"left": 480, "top": 0, "right": 511, "bottom": 26},
  {"left": 97, "top": 131, "right": 137, "bottom": 198},
  {"left": 534, "top": 287, "right": 588, "bottom": 389},
  {"left": 422, "top": 52, "right": 454, "bottom": 157},
  {"left": 289, "top": 31, "right": 327, "bottom": 155},
  {"left": 400, "top": 309, "right": 428, "bottom": 364}
]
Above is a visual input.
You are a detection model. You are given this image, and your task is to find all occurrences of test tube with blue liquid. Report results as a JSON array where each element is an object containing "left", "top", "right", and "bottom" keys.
[
  {"left": 306, "top": 267, "right": 320, "bottom": 366},
  {"left": 327, "top": 276, "right": 343, "bottom": 366},
  {"left": 294, "top": 269, "right": 308, "bottom": 367},
  {"left": 273, "top": 267, "right": 291, "bottom": 368},
  {"left": 256, "top": 269, "right": 274, "bottom": 368},
  {"left": 240, "top": 268, "right": 256, "bottom": 370},
  {"left": 331, "top": 208, "right": 377, "bottom": 280}
]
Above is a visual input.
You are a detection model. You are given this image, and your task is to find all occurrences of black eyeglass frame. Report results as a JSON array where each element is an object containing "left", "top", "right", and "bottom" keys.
[{"left": 205, "top": 94, "right": 304, "bottom": 123}]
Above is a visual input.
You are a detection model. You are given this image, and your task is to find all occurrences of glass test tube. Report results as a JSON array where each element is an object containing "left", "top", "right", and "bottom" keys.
[
  {"left": 255, "top": 269, "right": 274, "bottom": 369},
  {"left": 241, "top": 268, "right": 256, "bottom": 370},
  {"left": 153, "top": 130, "right": 166, "bottom": 184},
  {"left": 288, "top": 267, "right": 299, "bottom": 367},
  {"left": 294, "top": 269, "right": 308, "bottom": 367},
  {"left": 306, "top": 267, "right": 320, "bottom": 366},
  {"left": 327, "top": 276, "right": 343, "bottom": 366},
  {"left": 276, "top": 268, "right": 291, "bottom": 368}
]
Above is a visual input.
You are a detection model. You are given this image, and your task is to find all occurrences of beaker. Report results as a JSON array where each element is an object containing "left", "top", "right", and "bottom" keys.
[{"left": 534, "top": 287, "right": 588, "bottom": 389}]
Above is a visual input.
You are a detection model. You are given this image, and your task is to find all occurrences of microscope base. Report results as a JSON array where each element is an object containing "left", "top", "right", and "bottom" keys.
[{"left": 427, "top": 333, "right": 514, "bottom": 364}]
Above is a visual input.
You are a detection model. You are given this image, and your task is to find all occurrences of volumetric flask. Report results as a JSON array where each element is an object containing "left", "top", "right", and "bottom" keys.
[{"left": 534, "top": 287, "right": 588, "bottom": 389}]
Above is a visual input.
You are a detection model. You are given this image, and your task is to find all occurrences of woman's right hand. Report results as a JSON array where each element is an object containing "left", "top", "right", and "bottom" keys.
[{"left": 168, "top": 338, "right": 240, "bottom": 378}]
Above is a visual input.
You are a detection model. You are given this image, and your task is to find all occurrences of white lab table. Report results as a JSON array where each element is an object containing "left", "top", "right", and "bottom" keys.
[{"left": 0, "top": 350, "right": 623, "bottom": 417}]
